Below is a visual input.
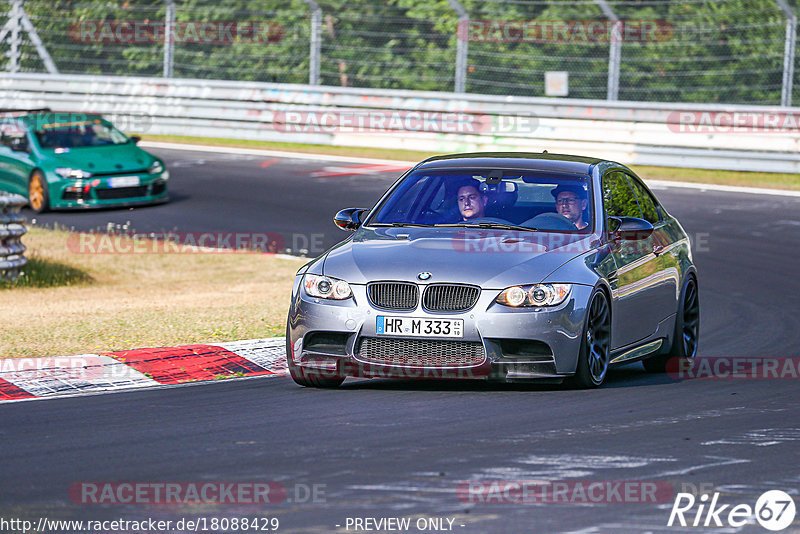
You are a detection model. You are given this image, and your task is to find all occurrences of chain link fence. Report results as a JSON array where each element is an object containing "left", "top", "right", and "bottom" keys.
[{"left": 1, "top": 0, "right": 798, "bottom": 105}]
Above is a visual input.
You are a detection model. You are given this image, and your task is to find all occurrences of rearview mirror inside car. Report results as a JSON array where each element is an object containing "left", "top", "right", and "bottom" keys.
[{"left": 9, "top": 136, "right": 28, "bottom": 152}]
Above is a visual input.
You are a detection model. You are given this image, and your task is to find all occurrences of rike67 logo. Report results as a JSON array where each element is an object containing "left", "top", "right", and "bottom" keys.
[{"left": 668, "top": 490, "right": 796, "bottom": 531}]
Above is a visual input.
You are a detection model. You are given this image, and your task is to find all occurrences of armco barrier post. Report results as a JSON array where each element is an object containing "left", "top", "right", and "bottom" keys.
[
  {"left": 163, "top": 0, "right": 176, "bottom": 78},
  {"left": 447, "top": 0, "right": 468, "bottom": 93},
  {"left": 0, "top": 192, "right": 28, "bottom": 281},
  {"left": 305, "top": 0, "right": 322, "bottom": 86},
  {"left": 776, "top": 0, "right": 797, "bottom": 107},
  {"left": 594, "top": 0, "right": 621, "bottom": 101}
]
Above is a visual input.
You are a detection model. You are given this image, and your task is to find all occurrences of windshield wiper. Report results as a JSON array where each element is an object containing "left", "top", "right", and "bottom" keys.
[
  {"left": 435, "top": 222, "right": 538, "bottom": 232},
  {"left": 369, "top": 222, "right": 433, "bottom": 228}
]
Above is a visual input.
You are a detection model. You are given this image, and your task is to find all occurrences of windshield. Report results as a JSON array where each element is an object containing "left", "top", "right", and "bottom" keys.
[
  {"left": 369, "top": 169, "right": 594, "bottom": 233},
  {"left": 34, "top": 120, "right": 129, "bottom": 149}
]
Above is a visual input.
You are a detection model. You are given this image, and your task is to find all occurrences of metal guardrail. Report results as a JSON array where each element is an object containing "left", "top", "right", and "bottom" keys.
[
  {"left": 0, "top": 192, "right": 27, "bottom": 282},
  {"left": 1, "top": 73, "right": 800, "bottom": 173}
]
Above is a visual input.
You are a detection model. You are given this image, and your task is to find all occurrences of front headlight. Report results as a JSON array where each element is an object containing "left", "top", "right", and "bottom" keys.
[
  {"left": 54, "top": 167, "right": 92, "bottom": 179},
  {"left": 496, "top": 284, "right": 572, "bottom": 307},
  {"left": 148, "top": 161, "right": 164, "bottom": 174},
  {"left": 303, "top": 274, "right": 353, "bottom": 300}
]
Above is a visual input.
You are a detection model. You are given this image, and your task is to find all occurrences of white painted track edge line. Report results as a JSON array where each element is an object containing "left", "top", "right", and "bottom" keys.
[{"left": 141, "top": 141, "right": 800, "bottom": 198}]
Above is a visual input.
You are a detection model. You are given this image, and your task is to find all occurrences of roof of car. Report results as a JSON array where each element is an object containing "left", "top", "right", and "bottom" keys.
[
  {"left": 416, "top": 152, "right": 604, "bottom": 175},
  {"left": 25, "top": 112, "right": 104, "bottom": 120},
  {"left": 2, "top": 110, "right": 105, "bottom": 125}
]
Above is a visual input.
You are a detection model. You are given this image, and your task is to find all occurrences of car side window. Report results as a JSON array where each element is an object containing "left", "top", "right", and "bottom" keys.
[
  {"left": 625, "top": 174, "right": 661, "bottom": 224},
  {"left": 601, "top": 171, "right": 641, "bottom": 219}
]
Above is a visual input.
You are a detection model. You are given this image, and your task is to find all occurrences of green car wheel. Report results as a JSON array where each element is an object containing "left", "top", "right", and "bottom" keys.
[{"left": 28, "top": 171, "right": 50, "bottom": 213}]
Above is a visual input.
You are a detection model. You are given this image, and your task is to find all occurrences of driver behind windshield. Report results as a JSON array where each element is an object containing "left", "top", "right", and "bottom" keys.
[
  {"left": 456, "top": 178, "right": 488, "bottom": 221},
  {"left": 552, "top": 184, "right": 589, "bottom": 230}
]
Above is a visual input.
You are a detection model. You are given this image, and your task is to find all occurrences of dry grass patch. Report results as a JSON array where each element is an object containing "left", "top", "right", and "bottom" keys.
[{"left": 1, "top": 227, "right": 306, "bottom": 359}]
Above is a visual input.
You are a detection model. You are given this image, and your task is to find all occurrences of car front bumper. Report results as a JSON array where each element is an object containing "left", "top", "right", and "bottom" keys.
[
  {"left": 287, "top": 281, "right": 594, "bottom": 382},
  {"left": 47, "top": 171, "right": 169, "bottom": 209}
]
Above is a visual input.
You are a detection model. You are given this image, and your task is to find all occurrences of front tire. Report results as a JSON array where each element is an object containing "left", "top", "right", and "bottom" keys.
[
  {"left": 570, "top": 288, "right": 611, "bottom": 388},
  {"left": 28, "top": 170, "right": 50, "bottom": 213},
  {"left": 285, "top": 324, "right": 345, "bottom": 388},
  {"left": 643, "top": 275, "right": 699, "bottom": 373}
]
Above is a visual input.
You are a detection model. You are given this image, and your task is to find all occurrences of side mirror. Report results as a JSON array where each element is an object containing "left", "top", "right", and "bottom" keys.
[
  {"left": 608, "top": 216, "right": 653, "bottom": 241},
  {"left": 129, "top": 135, "right": 141, "bottom": 144},
  {"left": 334, "top": 208, "right": 367, "bottom": 231},
  {"left": 9, "top": 136, "right": 28, "bottom": 152}
]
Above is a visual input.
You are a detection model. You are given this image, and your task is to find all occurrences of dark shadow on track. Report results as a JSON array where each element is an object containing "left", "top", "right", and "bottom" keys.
[{"left": 318, "top": 364, "right": 679, "bottom": 392}]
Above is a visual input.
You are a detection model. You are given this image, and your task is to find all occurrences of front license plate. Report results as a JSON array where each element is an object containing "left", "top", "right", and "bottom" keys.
[
  {"left": 109, "top": 176, "right": 139, "bottom": 188},
  {"left": 376, "top": 316, "right": 463, "bottom": 338}
]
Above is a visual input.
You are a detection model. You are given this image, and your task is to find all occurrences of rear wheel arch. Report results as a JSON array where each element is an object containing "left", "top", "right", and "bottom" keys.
[
  {"left": 683, "top": 268, "right": 698, "bottom": 287},
  {"left": 644, "top": 272, "right": 699, "bottom": 373}
]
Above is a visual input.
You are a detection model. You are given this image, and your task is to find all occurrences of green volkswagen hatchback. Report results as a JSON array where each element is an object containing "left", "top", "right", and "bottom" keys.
[{"left": 0, "top": 109, "right": 168, "bottom": 212}]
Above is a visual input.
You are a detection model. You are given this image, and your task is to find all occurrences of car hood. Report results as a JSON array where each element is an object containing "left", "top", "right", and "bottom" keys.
[
  {"left": 322, "top": 227, "right": 597, "bottom": 288},
  {"left": 44, "top": 143, "right": 153, "bottom": 174}
]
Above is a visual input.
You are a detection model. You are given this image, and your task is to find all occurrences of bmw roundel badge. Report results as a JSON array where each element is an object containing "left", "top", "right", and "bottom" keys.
[{"left": 417, "top": 272, "right": 432, "bottom": 281}]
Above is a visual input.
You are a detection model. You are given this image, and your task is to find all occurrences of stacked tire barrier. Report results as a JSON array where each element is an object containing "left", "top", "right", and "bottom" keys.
[{"left": 0, "top": 193, "right": 28, "bottom": 282}]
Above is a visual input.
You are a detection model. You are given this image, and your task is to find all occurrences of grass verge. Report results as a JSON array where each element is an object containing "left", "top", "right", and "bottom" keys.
[
  {"left": 141, "top": 134, "right": 800, "bottom": 191},
  {"left": 1, "top": 227, "right": 306, "bottom": 359}
]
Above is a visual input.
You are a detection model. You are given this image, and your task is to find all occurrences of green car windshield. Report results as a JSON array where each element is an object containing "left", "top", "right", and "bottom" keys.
[{"left": 34, "top": 120, "right": 129, "bottom": 149}]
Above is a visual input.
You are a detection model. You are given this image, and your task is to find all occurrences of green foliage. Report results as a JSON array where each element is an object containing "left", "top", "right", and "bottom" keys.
[{"left": 5, "top": 0, "right": 796, "bottom": 104}]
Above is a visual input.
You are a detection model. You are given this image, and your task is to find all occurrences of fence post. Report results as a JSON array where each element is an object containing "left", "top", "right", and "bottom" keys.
[
  {"left": 163, "top": 0, "right": 175, "bottom": 78},
  {"left": 447, "top": 0, "right": 468, "bottom": 93},
  {"left": 776, "top": 0, "right": 796, "bottom": 107},
  {"left": 305, "top": 0, "right": 321, "bottom": 85},
  {"left": 18, "top": 4, "right": 58, "bottom": 73},
  {"left": 0, "top": 0, "right": 58, "bottom": 73},
  {"left": 595, "top": 0, "right": 620, "bottom": 101},
  {"left": 7, "top": 0, "right": 22, "bottom": 73}
]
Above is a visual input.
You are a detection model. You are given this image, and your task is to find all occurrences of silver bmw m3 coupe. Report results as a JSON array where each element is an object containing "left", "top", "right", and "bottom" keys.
[{"left": 286, "top": 152, "right": 699, "bottom": 388}]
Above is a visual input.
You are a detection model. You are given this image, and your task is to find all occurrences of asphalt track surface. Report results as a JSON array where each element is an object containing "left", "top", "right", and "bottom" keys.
[{"left": 4, "top": 148, "right": 800, "bottom": 533}]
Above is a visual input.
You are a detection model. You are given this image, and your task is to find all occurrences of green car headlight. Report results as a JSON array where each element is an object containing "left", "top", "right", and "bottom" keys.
[{"left": 148, "top": 161, "right": 164, "bottom": 174}]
